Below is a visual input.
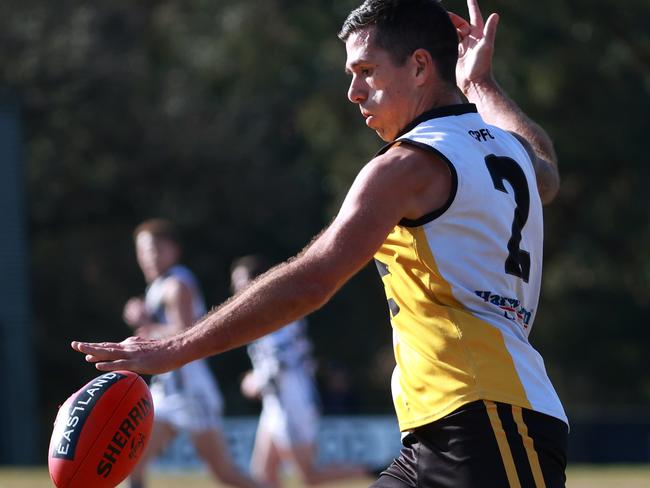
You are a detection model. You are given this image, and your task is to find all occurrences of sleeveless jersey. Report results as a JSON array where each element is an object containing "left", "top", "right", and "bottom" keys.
[
  {"left": 373, "top": 104, "right": 566, "bottom": 431},
  {"left": 145, "top": 265, "right": 222, "bottom": 405},
  {"left": 145, "top": 264, "right": 206, "bottom": 324},
  {"left": 248, "top": 319, "right": 321, "bottom": 447},
  {"left": 247, "top": 318, "right": 315, "bottom": 388}
]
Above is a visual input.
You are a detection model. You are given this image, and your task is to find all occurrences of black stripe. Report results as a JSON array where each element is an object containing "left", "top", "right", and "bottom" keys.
[
  {"left": 396, "top": 103, "right": 478, "bottom": 139},
  {"left": 472, "top": 401, "right": 513, "bottom": 487},
  {"left": 374, "top": 104, "right": 477, "bottom": 158},
  {"left": 496, "top": 403, "right": 536, "bottom": 487},
  {"left": 394, "top": 141, "right": 458, "bottom": 227},
  {"left": 51, "top": 372, "right": 128, "bottom": 460},
  {"left": 374, "top": 139, "right": 459, "bottom": 227}
]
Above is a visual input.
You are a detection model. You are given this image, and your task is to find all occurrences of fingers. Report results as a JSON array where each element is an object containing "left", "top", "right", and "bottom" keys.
[
  {"left": 467, "top": 0, "right": 484, "bottom": 29},
  {"left": 484, "top": 13, "right": 500, "bottom": 46},
  {"left": 448, "top": 12, "right": 471, "bottom": 39},
  {"left": 71, "top": 341, "right": 129, "bottom": 361},
  {"left": 448, "top": 12, "right": 469, "bottom": 30},
  {"left": 95, "top": 360, "right": 136, "bottom": 372},
  {"left": 72, "top": 341, "right": 117, "bottom": 353},
  {"left": 123, "top": 336, "right": 143, "bottom": 343}
]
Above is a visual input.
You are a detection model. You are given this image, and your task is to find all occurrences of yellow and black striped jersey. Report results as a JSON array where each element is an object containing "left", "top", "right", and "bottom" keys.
[{"left": 374, "top": 104, "right": 567, "bottom": 432}]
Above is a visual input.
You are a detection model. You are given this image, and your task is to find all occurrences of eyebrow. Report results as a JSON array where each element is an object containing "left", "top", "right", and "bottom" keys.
[{"left": 344, "top": 59, "right": 370, "bottom": 75}]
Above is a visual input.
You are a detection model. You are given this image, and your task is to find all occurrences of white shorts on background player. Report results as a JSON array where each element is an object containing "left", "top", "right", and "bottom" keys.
[
  {"left": 257, "top": 368, "right": 319, "bottom": 449},
  {"left": 150, "top": 359, "right": 224, "bottom": 433}
]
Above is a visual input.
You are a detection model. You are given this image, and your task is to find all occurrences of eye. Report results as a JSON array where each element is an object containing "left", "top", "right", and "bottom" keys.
[{"left": 361, "top": 67, "right": 373, "bottom": 76}]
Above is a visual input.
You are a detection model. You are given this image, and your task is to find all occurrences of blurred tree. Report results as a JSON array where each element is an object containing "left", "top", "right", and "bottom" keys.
[{"left": 0, "top": 0, "right": 648, "bottom": 455}]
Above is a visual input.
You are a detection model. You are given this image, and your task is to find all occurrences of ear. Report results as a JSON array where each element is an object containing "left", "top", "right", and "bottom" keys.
[{"left": 411, "top": 48, "right": 434, "bottom": 86}]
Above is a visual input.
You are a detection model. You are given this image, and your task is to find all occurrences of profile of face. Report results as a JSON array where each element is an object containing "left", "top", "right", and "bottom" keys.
[
  {"left": 230, "top": 265, "right": 253, "bottom": 294},
  {"left": 135, "top": 231, "right": 179, "bottom": 282},
  {"left": 345, "top": 27, "right": 420, "bottom": 142}
]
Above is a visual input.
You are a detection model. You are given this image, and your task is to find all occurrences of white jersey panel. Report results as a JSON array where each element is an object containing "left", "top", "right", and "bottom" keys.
[
  {"left": 247, "top": 318, "right": 315, "bottom": 388},
  {"left": 398, "top": 111, "right": 566, "bottom": 423},
  {"left": 248, "top": 318, "right": 320, "bottom": 447}
]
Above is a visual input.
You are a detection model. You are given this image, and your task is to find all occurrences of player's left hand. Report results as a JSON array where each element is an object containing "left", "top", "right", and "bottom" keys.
[
  {"left": 71, "top": 336, "right": 181, "bottom": 375},
  {"left": 240, "top": 370, "right": 262, "bottom": 399},
  {"left": 122, "top": 297, "right": 150, "bottom": 329},
  {"left": 448, "top": 0, "right": 500, "bottom": 94}
]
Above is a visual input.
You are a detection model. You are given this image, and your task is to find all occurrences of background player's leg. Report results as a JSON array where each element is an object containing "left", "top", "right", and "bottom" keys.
[
  {"left": 249, "top": 427, "right": 283, "bottom": 488},
  {"left": 191, "top": 428, "right": 261, "bottom": 488},
  {"left": 129, "top": 421, "right": 176, "bottom": 488}
]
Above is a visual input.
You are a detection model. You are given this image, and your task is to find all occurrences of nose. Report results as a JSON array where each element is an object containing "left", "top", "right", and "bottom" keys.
[{"left": 347, "top": 75, "right": 367, "bottom": 104}]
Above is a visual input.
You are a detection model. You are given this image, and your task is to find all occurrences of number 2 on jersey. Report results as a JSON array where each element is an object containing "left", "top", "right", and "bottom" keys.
[{"left": 485, "top": 154, "right": 531, "bottom": 283}]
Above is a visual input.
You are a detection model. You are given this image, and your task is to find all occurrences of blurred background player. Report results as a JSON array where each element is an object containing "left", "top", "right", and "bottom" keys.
[
  {"left": 231, "top": 255, "right": 370, "bottom": 488},
  {"left": 123, "top": 219, "right": 260, "bottom": 488}
]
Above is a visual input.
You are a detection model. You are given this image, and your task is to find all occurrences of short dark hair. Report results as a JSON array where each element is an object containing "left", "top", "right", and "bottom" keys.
[
  {"left": 133, "top": 218, "right": 181, "bottom": 246},
  {"left": 338, "top": 0, "right": 458, "bottom": 85}
]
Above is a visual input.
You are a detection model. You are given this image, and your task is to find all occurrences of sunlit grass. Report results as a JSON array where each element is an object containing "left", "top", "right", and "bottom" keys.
[{"left": 1, "top": 465, "right": 650, "bottom": 488}]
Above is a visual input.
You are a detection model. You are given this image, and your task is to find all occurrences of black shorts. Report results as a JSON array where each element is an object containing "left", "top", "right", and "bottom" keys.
[{"left": 372, "top": 400, "right": 568, "bottom": 488}]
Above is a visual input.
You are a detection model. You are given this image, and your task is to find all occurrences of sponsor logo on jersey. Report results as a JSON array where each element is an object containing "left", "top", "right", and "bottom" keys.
[
  {"left": 475, "top": 290, "right": 532, "bottom": 328},
  {"left": 468, "top": 128, "right": 495, "bottom": 142}
]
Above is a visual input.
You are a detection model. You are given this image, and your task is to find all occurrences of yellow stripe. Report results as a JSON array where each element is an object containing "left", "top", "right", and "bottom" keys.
[
  {"left": 484, "top": 400, "right": 521, "bottom": 488},
  {"left": 512, "top": 406, "right": 547, "bottom": 488}
]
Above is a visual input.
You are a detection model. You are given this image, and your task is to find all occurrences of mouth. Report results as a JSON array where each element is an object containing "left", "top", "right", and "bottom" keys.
[{"left": 361, "top": 110, "right": 375, "bottom": 127}]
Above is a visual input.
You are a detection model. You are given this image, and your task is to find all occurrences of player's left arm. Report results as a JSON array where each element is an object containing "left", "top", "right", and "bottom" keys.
[
  {"left": 71, "top": 145, "right": 450, "bottom": 374},
  {"left": 508, "top": 131, "right": 560, "bottom": 205},
  {"left": 449, "top": 0, "right": 560, "bottom": 204}
]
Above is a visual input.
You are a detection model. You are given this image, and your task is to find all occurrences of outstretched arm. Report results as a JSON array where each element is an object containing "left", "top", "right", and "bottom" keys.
[
  {"left": 449, "top": 0, "right": 560, "bottom": 204},
  {"left": 72, "top": 145, "right": 452, "bottom": 374}
]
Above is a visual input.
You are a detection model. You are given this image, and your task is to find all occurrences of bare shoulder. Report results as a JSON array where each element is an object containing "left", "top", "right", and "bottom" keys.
[
  {"left": 371, "top": 142, "right": 449, "bottom": 184},
  {"left": 370, "top": 142, "right": 452, "bottom": 220},
  {"left": 162, "top": 275, "right": 192, "bottom": 302}
]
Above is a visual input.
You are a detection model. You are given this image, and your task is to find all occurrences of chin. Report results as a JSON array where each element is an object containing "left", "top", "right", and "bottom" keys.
[
  {"left": 367, "top": 122, "right": 393, "bottom": 142},
  {"left": 375, "top": 130, "right": 393, "bottom": 142}
]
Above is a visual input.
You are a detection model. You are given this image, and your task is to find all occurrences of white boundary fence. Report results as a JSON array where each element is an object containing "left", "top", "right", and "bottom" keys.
[{"left": 152, "top": 415, "right": 402, "bottom": 472}]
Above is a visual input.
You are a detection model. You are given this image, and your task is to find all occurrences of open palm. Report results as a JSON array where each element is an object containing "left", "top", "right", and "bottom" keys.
[{"left": 449, "top": 0, "right": 499, "bottom": 94}]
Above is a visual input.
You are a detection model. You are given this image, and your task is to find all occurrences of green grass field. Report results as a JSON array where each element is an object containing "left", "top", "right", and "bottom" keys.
[{"left": 1, "top": 465, "right": 649, "bottom": 488}]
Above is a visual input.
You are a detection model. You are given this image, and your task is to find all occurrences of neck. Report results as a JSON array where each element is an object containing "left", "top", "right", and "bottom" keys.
[
  {"left": 393, "top": 87, "right": 465, "bottom": 140},
  {"left": 422, "top": 85, "right": 464, "bottom": 113}
]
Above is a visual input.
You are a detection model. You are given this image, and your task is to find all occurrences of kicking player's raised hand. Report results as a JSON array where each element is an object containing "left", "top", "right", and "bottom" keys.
[{"left": 448, "top": 0, "right": 500, "bottom": 94}]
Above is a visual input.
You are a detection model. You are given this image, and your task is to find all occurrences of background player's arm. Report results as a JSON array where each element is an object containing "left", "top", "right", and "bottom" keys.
[
  {"left": 450, "top": 0, "right": 560, "bottom": 204},
  {"left": 144, "top": 279, "right": 195, "bottom": 337},
  {"left": 72, "top": 145, "right": 451, "bottom": 374},
  {"left": 240, "top": 370, "right": 262, "bottom": 400},
  {"left": 122, "top": 279, "right": 193, "bottom": 338}
]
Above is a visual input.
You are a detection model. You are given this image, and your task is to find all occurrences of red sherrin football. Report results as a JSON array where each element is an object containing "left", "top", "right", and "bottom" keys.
[{"left": 48, "top": 371, "right": 154, "bottom": 488}]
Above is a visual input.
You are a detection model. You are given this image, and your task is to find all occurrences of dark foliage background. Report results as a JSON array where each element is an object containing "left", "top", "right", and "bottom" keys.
[{"left": 1, "top": 0, "right": 648, "bottom": 455}]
